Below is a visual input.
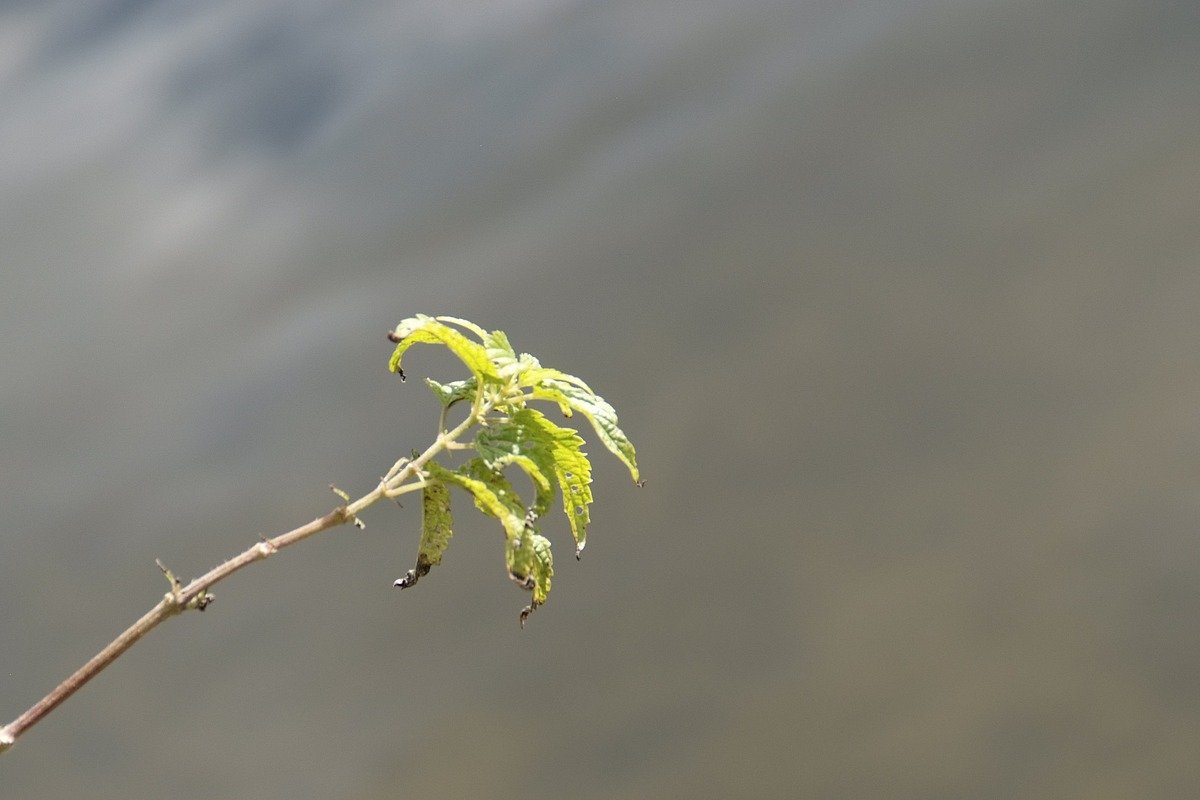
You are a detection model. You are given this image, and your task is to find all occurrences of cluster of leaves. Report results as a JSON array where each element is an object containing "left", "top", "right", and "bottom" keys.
[{"left": 387, "top": 315, "right": 638, "bottom": 623}]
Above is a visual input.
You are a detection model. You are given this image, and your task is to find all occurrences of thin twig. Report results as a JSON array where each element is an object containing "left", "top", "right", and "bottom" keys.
[
  {"left": 0, "top": 504, "right": 354, "bottom": 753},
  {"left": 0, "top": 395, "right": 489, "bottom": 754}
]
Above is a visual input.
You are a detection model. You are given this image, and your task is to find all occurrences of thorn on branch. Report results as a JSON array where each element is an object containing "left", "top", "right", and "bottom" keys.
[
  {"left": 156, "top": 558, "right": 179, "bottom": 586},
  {"left": 156, "top": 559, "right": 182, "bottom": 602}
]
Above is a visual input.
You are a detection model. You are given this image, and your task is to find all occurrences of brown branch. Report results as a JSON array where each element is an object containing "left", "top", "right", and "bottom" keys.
[
  {"left": 0, "top": 505, "right": 356, "bottom": 753},
  {"left": 0, "top": 376, "right": 490, "bottom": 755}
]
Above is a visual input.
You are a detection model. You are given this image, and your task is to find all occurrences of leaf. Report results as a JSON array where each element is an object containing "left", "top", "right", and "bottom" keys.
[
  {"left": 389, "top": 315, "right": 499, "bottom": 383},
  {"left": 480, "top": 329, "right": 529, "bottom": 382},
  {"left": 430, "top": 459, "right": 553, "bottom": 618},
  {"left": 434, "top": 316, "right": 489, "bottom": 339},
  {"left": 497, "top": 454, "right": 552, "bottom": 512},
  {"left": 394, "top": 480, "right": 453, "bottom": 589},
  {"left": 383, "top": 315, "right": 638, "bottom": 614},
  {"left": 476, "top": 327, "right": 551, "bottom": 386},
  {"left": 475, "top": 410, "right": 592, "bottom": 554},
  {"left": 507, "top": 529, "right": 554, "bottom": 607},
  {"left": 424, "top": 377, "right": 477, "bottom": 408},
  {"left": 434, "top": 321, "right": 521, "bottom": 380},
  {"left": 475, "top": 417, "right": 556, "bottom": 521},
  {"left": 529, "top": 379, "right": 639, "bottom": 483},
  {"left": 518, "top": 366, "right": 593, "bottom": 394},
  {"left": 462, "top": 457, "right": 525, "bottom": 518},
  {"left": 432, "top": 460, "right": 525, "bottom": 542},
  {"left": 483, "top": 329, "right": 515, "bottom": 362},
  {"left": 518, "top": 410, "right": 592, "bottom": 554}
]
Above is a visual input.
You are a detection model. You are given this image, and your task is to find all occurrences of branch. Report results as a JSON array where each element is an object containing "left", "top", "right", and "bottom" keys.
[
  {"left": 0, "top": 314, "right": 640, "bottom": 756},
  {"left": 0, "top": 507, "right": 347, "bottom": 753},
  {"left": 0, "top": 401, "right": 480, "bottom": 754}
]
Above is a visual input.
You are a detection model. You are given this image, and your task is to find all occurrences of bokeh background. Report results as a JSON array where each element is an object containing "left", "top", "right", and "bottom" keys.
[{"left": 3, "top": 1, "right": 1200, "bottom": 797}]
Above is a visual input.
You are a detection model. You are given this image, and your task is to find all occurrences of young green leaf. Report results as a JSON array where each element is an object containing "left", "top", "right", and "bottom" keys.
[
  {"left": 425, "top": 461, "right": 525, "bottom": 541},
  {"left": 424, "top": 377, "right": 477, "bottom": 408},
  {"left": 507, "top": 529, "right": 554, "bottom": 609},
  {"left": 475, "top": 417, "right": 557, "bottom": 521},
  {"left": 518, "top": 366, "right": 593, "bottom": 393},
  {"left": 394, "top": 480, "right": 453, "bottom": 589},
  {"left": 495, "top": 454, "right": 552, "bottom": 514},
  {"left": 433, "top": 316, "right": 489, "bottom": 339},
  {"left": 529, "top": 379, "right": 639, "bottom": 483},
  {"left": 435, "top": 318, "right": 525, "bottom": 380},
  {"left": 462, "top": 457, "right": 526, "bottom": 518},
  {"left": 428, "top": 460, "right": 554, "bottom": 617},
  {"left": 389, "top": 315, "right": 498, "bottom": 383},
  {"left": 480, "top": 328, "right": 530, "bottom": 383},
  {"left": 483, "top": 328, "right": 513, "bottom": 354},
  {"left": 480, "top": 408, "right": 594, "bottom": 555}
]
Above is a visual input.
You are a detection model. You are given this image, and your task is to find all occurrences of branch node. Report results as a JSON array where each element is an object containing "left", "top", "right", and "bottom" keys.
[
  {"left": 329, "top": 487, "right": 365, "bottom": 528},
  {"left": 187, "top": 591, "right": 214, "bottom": 612},
  {"left": 334, "top": 505, "right": 365, "bottom": 530},
  {"left": 382, "top": 457, "right": 410, "bottom": 483},
  {"left": 256, "top": 537, "right": 278, "bottom": 557}
]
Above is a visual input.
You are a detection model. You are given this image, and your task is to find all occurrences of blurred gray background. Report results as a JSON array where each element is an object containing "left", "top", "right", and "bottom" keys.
[{"left": 2, "top": 1, "right": 1199, "bottom": 797}]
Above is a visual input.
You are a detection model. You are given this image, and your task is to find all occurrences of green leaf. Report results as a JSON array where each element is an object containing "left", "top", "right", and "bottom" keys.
[
  {"left": 529, "top": 379, "right": 639, "bottom": 483},
  {"left": 539, "top": 425, "right": 593, "bottom": 556},
  {"left": 434, "top": 316, "right": 489, "bottom": 339},
  {"left": 475, "top": 418, "right": 556, "bottom": 521},
  {"left": 479, "top": 329, "right": 530, "bottom": 382},
  {"left": 424, "top": 377, "right": 477, "bottom": 408},
  {"left": 394, "top": 480, "right": 453, "bottom": 590},
  {"left": 484, "top": 328, "right": 512, "bottom": 349},
  {"left": 483, "top": 329, "right": 515, "bottom": 362},
  {"left": 389, "top": 315, "right": 498, "bottom": 383},
  {"left": 433, "top": 321, "right": 521, "bottom": 380},
  {"left": 462, "top": 457, "right": 525, "bottom": 518},
  {"left": 480, "top": 408, "right": 594, "bottom": 555},
  {"left": 381, "top": 315, "right": 639, "bottom": 616},
  {"left": 518, "top": 366, "right": 593, "bottom": 393},
  {"left": 420, "top": 480, "right": 454, "bottom": 564},
  {"left": 430, "top": 459, "right": 553, "bottom": 619},
  {"left": 507, "top": 529, "right": 554, "bottom": 608},
  {"left": 498, "top": 454, "right": 552, "bottom": 512},
  {"left": 425, "top": 461, "right": 525, "bottom": 541}
]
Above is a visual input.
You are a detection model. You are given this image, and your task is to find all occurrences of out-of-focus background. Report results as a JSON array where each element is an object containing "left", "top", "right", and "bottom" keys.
[{"left": 2, "top": 1, "right": 1199, "bottom": 797}]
